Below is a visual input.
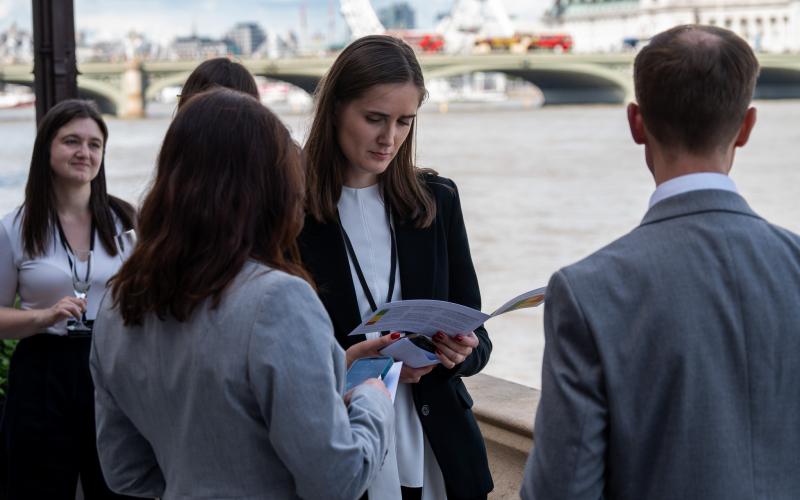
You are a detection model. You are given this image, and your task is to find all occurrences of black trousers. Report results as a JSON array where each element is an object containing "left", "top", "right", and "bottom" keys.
[
  {"left": 361, "top": 486, "right": 422, "bottom": 500},
  {"left": 0, "top": 334, "right": 132, "bottom": 500},
  {"left": 363, "top": 486, "right": 486, "bottom": 500}
]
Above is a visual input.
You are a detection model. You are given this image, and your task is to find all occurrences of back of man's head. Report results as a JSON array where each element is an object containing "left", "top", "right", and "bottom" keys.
[{"left": 634, "top": 25, "right": 759, "bottom": 154}]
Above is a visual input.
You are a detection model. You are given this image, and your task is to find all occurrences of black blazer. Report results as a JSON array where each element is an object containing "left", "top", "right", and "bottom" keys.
[{"left": 298, "top": 175, "right": 493, "bottom": 499}]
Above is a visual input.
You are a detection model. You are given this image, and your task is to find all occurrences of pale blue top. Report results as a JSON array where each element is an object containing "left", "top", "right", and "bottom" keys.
[{"left": 649, "top": 172, "right": 738, "bottom": 209}]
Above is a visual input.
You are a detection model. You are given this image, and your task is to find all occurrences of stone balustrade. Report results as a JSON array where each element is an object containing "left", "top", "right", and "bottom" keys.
[{"left": 463, "top": 373, "right": 540, "bottom": 499}]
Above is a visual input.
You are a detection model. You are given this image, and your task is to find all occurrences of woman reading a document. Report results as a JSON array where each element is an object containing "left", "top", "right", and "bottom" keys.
[{"left": 298, "top": 35, "right": 493, "bottom": 500}]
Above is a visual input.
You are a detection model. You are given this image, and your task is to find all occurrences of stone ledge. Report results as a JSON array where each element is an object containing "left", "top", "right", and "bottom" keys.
[{"left": 463, "top": 373, "right": 540, "bottom": 499}]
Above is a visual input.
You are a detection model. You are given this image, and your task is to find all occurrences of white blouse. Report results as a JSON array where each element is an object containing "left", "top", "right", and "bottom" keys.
[
  {"left": 0, "top": 208, "right": 125, "bottom": 335},
  {"left": 338, "top": 184, "right": 447, "bottom": 500}
]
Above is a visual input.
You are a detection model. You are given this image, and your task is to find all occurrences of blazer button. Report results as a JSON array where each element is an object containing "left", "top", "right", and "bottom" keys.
[{"left": 421, "top": 404, "right": 430, "bottom": 416}]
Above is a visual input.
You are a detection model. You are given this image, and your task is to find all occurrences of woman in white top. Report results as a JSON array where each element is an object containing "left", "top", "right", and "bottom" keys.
[
  {"left": 0, "top": 99, "right": 135, "bottom": 499},
  {"left": 298, "top": 36, "right": 493, "bottom": 500}
]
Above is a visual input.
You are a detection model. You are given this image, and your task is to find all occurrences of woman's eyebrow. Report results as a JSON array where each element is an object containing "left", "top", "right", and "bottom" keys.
[{"left": 365, "top": 110, "right": 417, "bottom": 119}]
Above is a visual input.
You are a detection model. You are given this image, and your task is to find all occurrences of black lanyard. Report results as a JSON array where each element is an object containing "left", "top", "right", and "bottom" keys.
[
  {"left": 55, "top": 216, "right": 96, "bottom": 332},
  {"left": 337, "top": 201, "right": 397, "bottom": 313},
  {"left": 55, "top": 216, "right": 96, "bottom": 268}
]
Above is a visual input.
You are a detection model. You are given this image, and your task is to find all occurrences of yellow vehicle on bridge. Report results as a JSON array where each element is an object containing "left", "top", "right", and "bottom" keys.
[{"left": 474, "top": 33, "right": 574, "bottom": 54}]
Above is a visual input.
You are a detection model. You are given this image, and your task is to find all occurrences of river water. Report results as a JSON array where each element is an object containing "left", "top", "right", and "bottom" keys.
[{"left": 2, "top": 101, "right": 798, "bottom": 388}]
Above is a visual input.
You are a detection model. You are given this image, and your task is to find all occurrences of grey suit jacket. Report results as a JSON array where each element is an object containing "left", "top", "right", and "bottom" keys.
[
  {"left": 91, "top": 261, "right": 394, "bottom": 500},
  {"left": 522, "top": 189, "right": 800, "bottom": 500}
]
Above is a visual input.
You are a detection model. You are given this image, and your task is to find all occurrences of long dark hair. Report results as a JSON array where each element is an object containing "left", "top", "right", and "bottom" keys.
[
  {"left": 111, "top": 88, "right": 310, "bottom": 325},
  {"left": 304, "top": 35, "right": 436, "bottom": 228},
  {"left": 19, "top": 99, "right": 134, "bottom": 257},
  {"left": 178, "top": 58, "right": 259, "bottom": 109}
]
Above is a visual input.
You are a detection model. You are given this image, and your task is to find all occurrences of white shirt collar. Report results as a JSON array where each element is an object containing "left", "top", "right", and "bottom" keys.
[{"left": 649, "top": 172, "right": 738, "bottom": 209}]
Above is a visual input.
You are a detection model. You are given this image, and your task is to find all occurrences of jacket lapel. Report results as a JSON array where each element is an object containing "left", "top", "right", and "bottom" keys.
[{"left": 300, "top": 218, "right": 364, "bottom": 347}]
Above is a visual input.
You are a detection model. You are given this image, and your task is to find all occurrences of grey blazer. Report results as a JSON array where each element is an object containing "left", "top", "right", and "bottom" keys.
[
  {"left": 91, "top": 261, "right": 394, "bottom": 500},
  {"left": 522, "top": 190, "right": 800, "bottom": 500}
]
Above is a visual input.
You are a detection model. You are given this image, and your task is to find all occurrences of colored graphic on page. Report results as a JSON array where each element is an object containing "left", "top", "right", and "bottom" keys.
[
  {"left": 366, "top": 309, "right": 388, "bottom": 326},
  {"left": 506, "top": 293, "right": 545, "bottom": 312}
]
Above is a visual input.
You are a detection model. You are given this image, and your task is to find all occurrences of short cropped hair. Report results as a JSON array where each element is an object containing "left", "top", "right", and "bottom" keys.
[{"left": 634, "top": 25, "right": 760, "bottom": 153}]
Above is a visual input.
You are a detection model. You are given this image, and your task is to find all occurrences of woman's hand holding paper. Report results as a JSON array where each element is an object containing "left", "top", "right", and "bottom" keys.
[
  {"left": 432, "top": 331, "right": 478, "bottom": 369},
  {"left": 345, "top": 331, "right": 402, "bottom": 369},
  {"left": 399, "top": 364, "right": 435, "bottom": 384}
]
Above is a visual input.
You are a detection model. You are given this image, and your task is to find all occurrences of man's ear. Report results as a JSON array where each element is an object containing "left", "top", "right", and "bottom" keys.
[
  {"left": 734, "top": 107, "right": 757, "bottom": 148},
  {"left": 627, "top": 102, "right": 647, "bottom": 145}
]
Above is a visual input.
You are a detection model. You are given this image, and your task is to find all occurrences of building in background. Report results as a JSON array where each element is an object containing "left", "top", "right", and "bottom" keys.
[
  {"left": 0, "top": 23, "right": 33, "bottom": 64},
  {"left": 225, "top": 22, "right": 267, "bottom": 56},
  {"left": 76, "top": 31, "right": 163, "bottom": 62},
  {"left": 378, "top": 2, "right": 416, "bottom": 29},
  {"left": 168, "top": 35, "right": 233, "bottom": 60},
  {"left": 549, "top": 0, "right": 800, "bottom": 53}
]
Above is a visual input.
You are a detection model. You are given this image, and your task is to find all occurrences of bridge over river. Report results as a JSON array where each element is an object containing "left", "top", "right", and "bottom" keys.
[{"left": 2, "top": 52, "right": 800, "bottom": 117}]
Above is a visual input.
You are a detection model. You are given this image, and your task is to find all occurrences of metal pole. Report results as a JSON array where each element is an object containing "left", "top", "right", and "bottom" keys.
[{"left": 32, "top": 0, "right": 78, "bottom": 125}]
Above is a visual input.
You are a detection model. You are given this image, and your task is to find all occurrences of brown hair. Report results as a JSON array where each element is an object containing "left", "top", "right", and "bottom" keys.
[
  {"left": 634, "top": 25, "right": 760, "bottom": 153},
  {"left": 304, "top": 35, "right": 436, "bottom": 228},
  {"left": 19, "top": 99, "right": 135, "bottom": 258},
  {"left": 178, "top": 58, "right": 259, "bottom": 109},
  {"left": 111, "top": 88, "right": 310, "bottom": 325}
]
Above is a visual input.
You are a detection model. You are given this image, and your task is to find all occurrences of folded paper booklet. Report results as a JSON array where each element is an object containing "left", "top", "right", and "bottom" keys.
[
  {"left": 380, "top": 336, "right": 441, "bottom": 368},
  {"left": 351, "top": 286, "right": 546, "bottom": 338},
  {"left": 358, "top": 287, "right": 546, "bottom": 367}
]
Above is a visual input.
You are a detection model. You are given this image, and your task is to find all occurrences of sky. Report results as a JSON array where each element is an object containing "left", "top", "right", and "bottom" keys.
[{"left": 0, "top": 0, "right": 552, "bottom": 44}]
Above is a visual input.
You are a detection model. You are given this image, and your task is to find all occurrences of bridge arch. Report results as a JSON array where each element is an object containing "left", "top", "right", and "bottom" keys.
[
  {"left": 0, "top": 73, "right": 35, "bottom": 98},
  {"left": 0, "top": 71, "right": 121, "bottom": 115},
  {"left": 145, "top": 69, "right": 318, "bottom": 102},
  {"left": 76, "top": 77, "right": 122, "bottom": 115},
  {"left": 144, "top": 71, "right": 192, "bottom": 102},
  {"left": 425, "top": 62, "right": 632, "bottom": 105},
  {"left": 755, "top": 64, "right": 800, "bottom": 99},
  {"left": 252, "top": 72, "right": 319, "bottom": 95}
]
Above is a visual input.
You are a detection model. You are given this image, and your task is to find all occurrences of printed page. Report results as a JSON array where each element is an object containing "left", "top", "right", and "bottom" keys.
[
  {"left": 489, "top": 286, "right": 547, "bottom": 317},
  {"left": 348, "top": 299, "right": 491, "bottom": 337},
  {"left": 380, "top": 338, "right": 441, "bottom": 369},
  {"left": 383, "top": 361, "right": 403, "bottom": 402}
]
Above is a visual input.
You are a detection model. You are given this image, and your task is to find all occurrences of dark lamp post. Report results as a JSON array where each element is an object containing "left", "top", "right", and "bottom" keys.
[{"left": 32, "top": 0, "right": 79, "bottom": 125}]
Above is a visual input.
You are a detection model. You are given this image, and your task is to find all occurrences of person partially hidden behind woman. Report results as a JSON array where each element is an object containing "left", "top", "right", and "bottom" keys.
[
  {"left": 0, "top": 99, "right": 135, "bottom": 499},
  {"left": 177, "top": 57, "right": 259, "bottom": 110},
  {"left": 299, "top": 35, "right": 493, "bottom": 500},
  {"left": 90, "top": 88, "right": 395, "bottom": 500}
]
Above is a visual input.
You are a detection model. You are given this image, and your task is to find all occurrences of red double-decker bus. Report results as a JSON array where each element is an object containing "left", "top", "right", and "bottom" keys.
[{"left": 388, "top": 31, "right": 446, "bottom": 53}]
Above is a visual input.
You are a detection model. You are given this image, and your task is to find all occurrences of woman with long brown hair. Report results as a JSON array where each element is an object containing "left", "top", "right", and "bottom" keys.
[
  {"left": 90, "top": 88, "right": 394, "bottom": 499},
  {"left": 0, "top": 99, "right": 135, "bottom": 498},
  {"left": 299, "top": 35, "right": 493, "bottom": 500}
]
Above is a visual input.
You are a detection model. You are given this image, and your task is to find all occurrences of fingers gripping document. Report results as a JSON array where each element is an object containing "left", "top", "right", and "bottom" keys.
[{"left": 350, "top": 287, "right": 547, "bottom": 368}]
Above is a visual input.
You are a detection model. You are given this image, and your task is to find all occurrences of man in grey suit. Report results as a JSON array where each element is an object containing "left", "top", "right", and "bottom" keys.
[{"left": 521, "top": 25, "right": 800, "bottom": 500}]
